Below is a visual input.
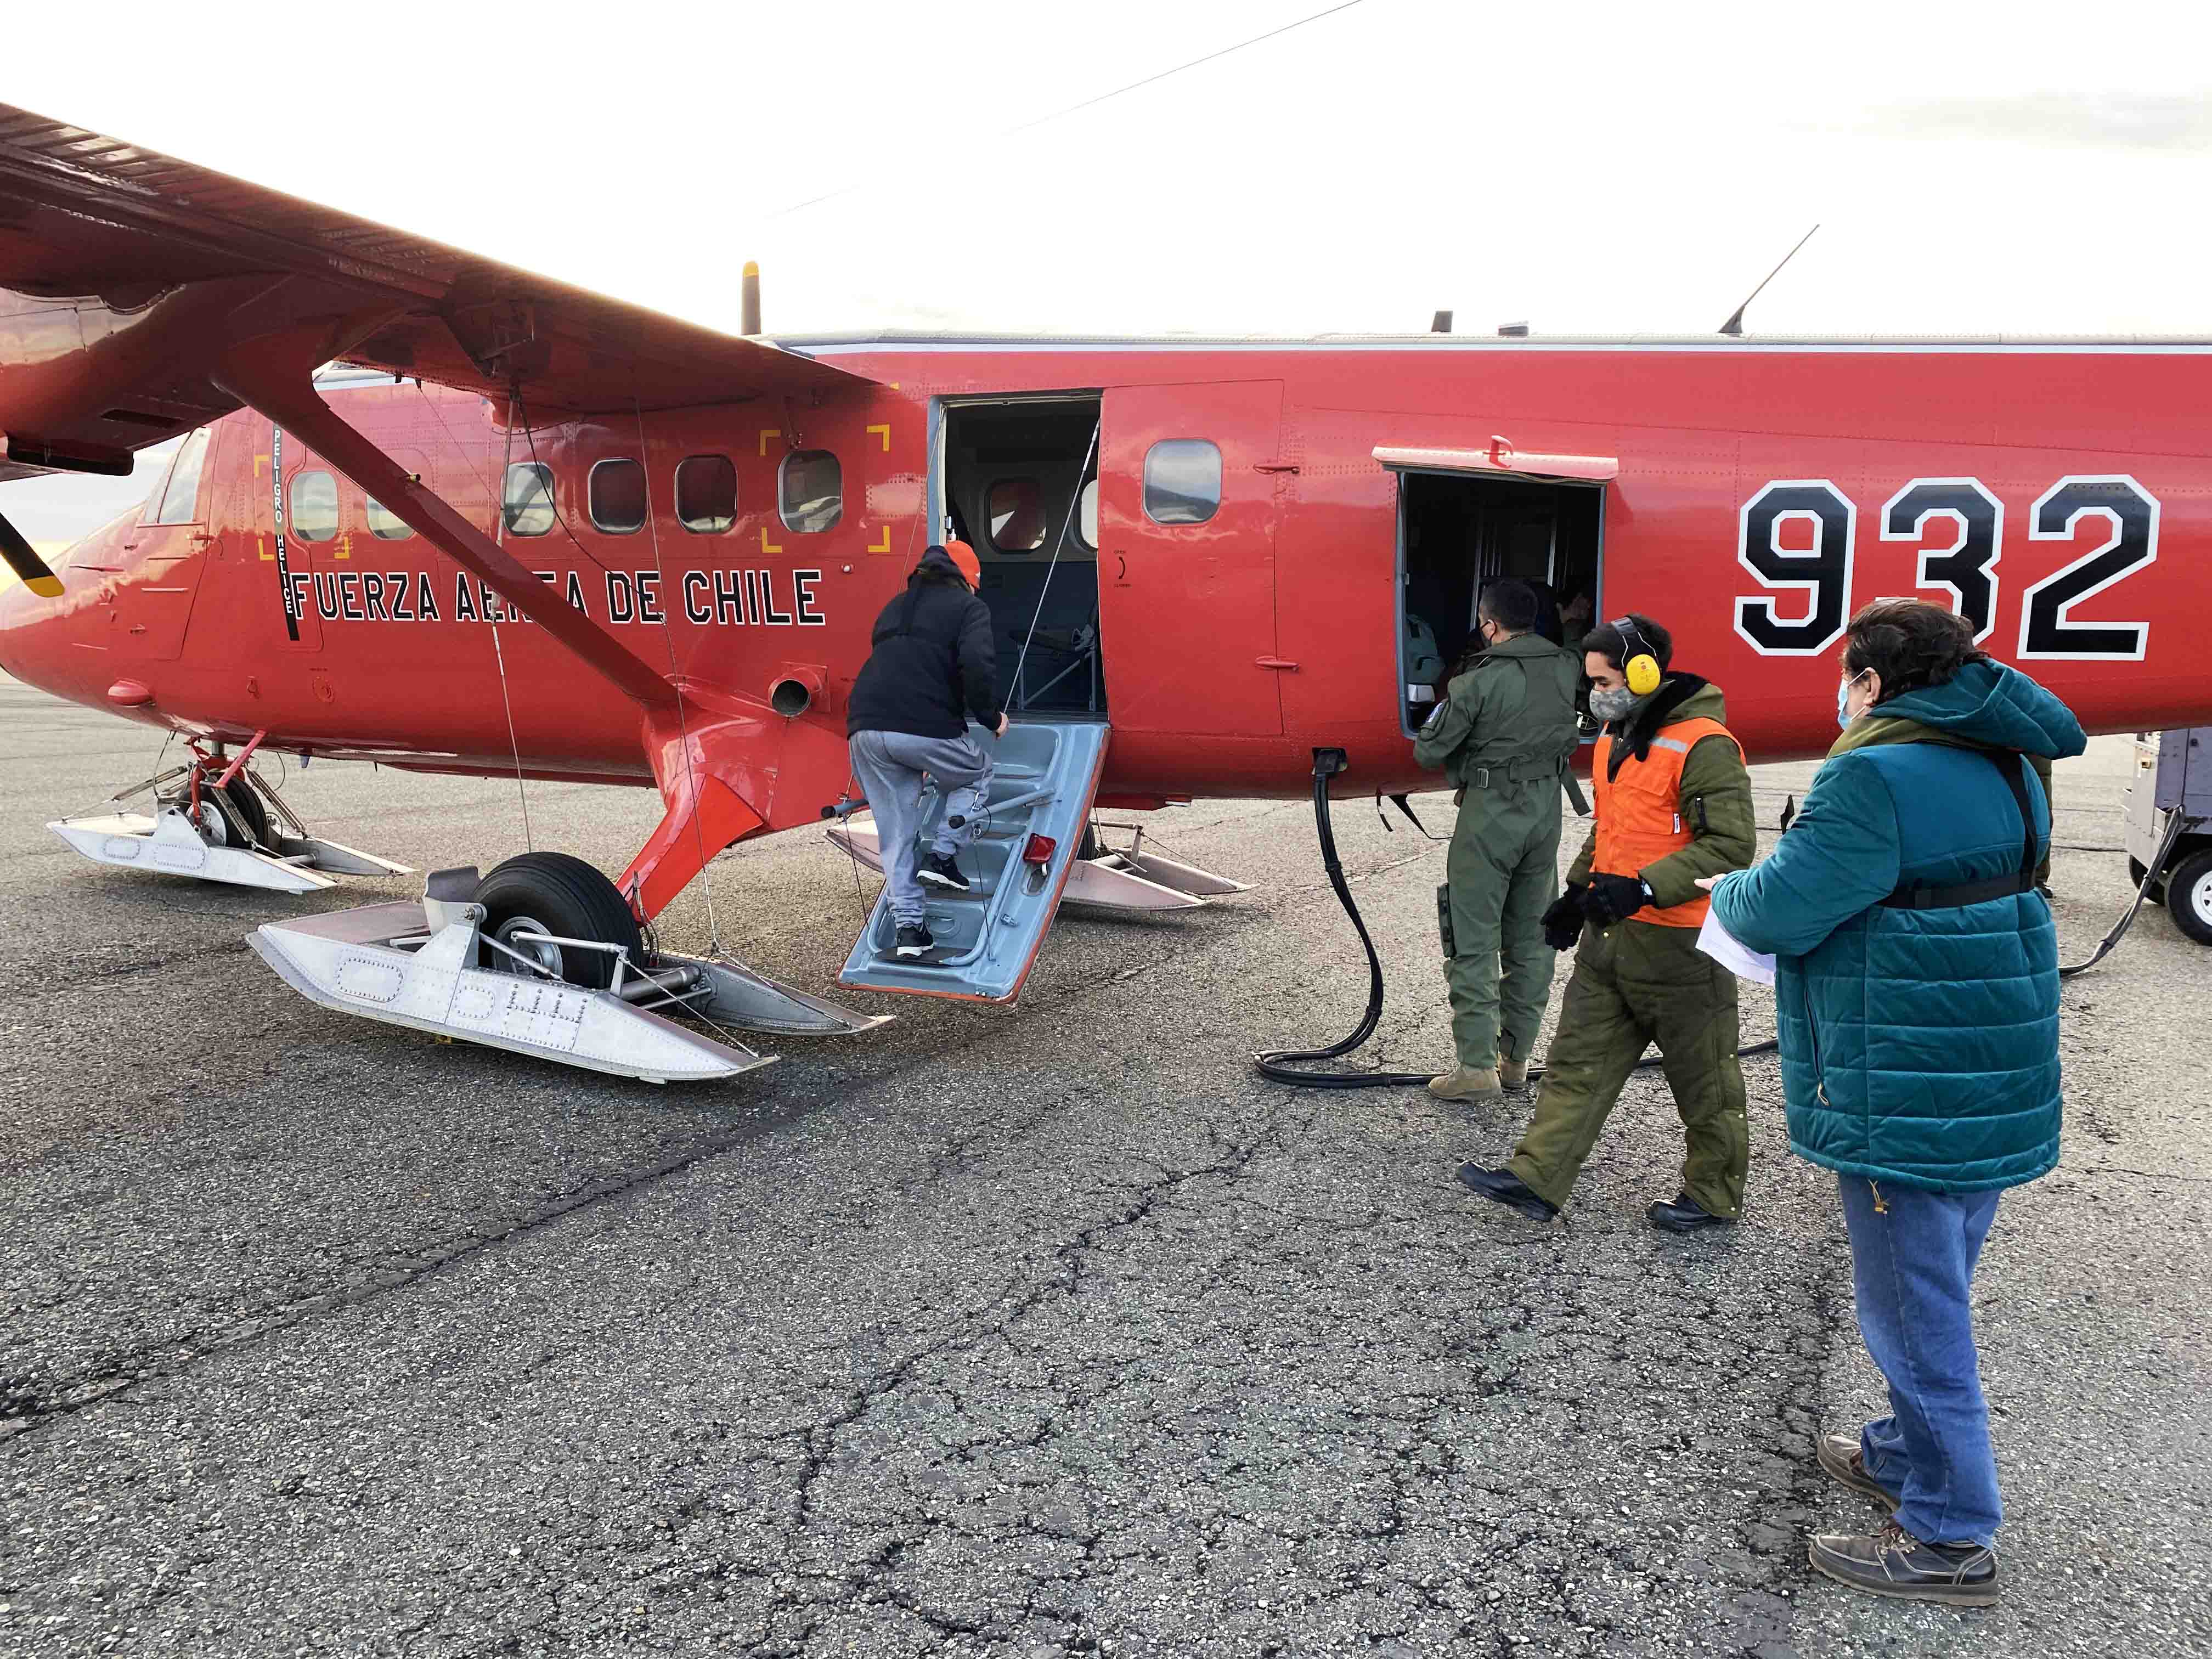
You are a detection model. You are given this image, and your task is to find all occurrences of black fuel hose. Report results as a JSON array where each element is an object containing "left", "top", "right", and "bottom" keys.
[
  {"left": 2061, "top": 809, "right": 2194, "bottom": 978},
  {"left": 1256, "top": 749, "right": 1777, "bottom": 1090}
]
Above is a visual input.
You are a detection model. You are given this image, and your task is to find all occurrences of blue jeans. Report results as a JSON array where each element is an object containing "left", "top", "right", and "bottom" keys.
[{"left": 1837, "top": 1173, "right": 2004, "bottom": 1547}]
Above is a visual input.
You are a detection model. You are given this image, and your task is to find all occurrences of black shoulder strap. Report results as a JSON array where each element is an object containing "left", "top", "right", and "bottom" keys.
[
  {"left": 1993, "top": 749, "right": 2040, "bottom": 883},
  {"left": 1881, "top": 748, "right": 2041, "bottom": 910}
]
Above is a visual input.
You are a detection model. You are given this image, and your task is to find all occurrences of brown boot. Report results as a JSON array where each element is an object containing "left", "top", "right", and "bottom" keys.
[
  {"left": 1497, "top": 1054, "right": 1530, "bottom": 1094},
  {"left": 1429, "top": 1064, "right": 1504, "bottom": 1104}
]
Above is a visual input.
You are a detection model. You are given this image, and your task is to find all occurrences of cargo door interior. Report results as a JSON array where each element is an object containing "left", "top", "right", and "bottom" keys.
[
  {"left": 837, "top": 718, "right": 1110, "bottom": 1002},
  {"left": 1376, "top": 444, "right": 1615, "bottom": 735}
]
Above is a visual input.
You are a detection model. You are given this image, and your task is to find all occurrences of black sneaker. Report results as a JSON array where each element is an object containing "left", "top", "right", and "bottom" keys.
[
  {"left": 917, "top": 851, "right": 972, "bottom": 892},
  {"left": 892, "top": 923, "right": 934, "bottom": 960},
  {"left": 1454, "top": 1164, "right": 1559, "bottom": 1222},
  {"left": 1808, "top": 1520, "right": 1997, "bottom": 1606},
  {"left": 1647, "top": 1192, "right": 1736, "bottom": 1232}
]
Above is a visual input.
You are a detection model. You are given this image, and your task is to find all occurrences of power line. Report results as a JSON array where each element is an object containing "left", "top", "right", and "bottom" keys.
[{"left": 766, "top": 0, "right": 1370, "bottom": 221}]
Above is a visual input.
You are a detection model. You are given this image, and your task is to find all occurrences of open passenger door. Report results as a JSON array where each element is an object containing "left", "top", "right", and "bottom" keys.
[{"left": 836, "top": 719, "right": 1110, "bottom": 1002}]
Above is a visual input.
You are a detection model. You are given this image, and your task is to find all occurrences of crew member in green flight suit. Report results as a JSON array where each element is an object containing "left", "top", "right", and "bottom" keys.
[{"left": 1414, "top": 577, "right": 1583, "bottom": 1105}]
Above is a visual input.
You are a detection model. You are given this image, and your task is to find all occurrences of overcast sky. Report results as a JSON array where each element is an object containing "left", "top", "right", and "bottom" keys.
[{"left": 7, "top": 0, "right": 2211, "bottom": 551}]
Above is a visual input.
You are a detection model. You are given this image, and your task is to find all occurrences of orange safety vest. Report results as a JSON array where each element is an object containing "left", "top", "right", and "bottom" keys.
[{"left": 1592, "top": 716, "right": 1742, "bottom": 928}]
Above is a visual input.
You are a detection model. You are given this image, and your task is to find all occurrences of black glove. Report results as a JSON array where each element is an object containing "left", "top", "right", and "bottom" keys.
[
  {"left": 1541, "top": 884, "right": 1587, "bottom": 951},
  {"left": 1584, "top": 872, "right": 1651, "bottom": 926}
]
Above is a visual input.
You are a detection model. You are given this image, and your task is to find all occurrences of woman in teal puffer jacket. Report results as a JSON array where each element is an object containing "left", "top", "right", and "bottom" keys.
[{"left": 1706, "top": 599, "right": 2085, "bottom": 1609}]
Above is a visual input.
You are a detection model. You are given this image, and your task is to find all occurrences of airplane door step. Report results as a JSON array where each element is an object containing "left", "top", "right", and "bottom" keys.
[
  {"left": 833, "top": 719, "right": 1111, "bottom": 1002},
  {"left": 827, "top": 815, "right": 1249, "bottom": 914}
]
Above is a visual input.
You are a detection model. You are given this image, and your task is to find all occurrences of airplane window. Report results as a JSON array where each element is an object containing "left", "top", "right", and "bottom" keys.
[
  {"left": 364, "top": 496, "right": 416, "bottom": 539},
  {"left": 289, "top": 470, "right": 339, "bottom": 542},
  {"left": 590, "top": 458, "right": 648, "bottom": 534},
  {"left": 1143, "top": 440, "right": 1221, "bottom": 526},
  {"left": 501, "top": 462, "right": 556, "bottom": 537},
  {"left": 988, "top": 478, "right": 1047, "bottom": 552},
  {"left": 778, "top": 449, "right": 842, "bottom": 534},
  {"left": 676, "top": 454, "right": 736, "bottom": 534},
  {"left": 1077, "top": 477, "right": 1098, "bottom": 548},
  {"left": 153, "top": 428, "right": 212, "bottom": 526}
]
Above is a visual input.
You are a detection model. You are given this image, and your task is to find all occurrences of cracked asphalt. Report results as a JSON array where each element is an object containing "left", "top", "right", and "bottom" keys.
[{"left": 3, "top": 675, "right": 2207, "bottom": 1657}]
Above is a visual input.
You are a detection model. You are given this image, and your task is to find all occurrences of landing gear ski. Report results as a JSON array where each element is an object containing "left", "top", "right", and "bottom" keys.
[
  {"left": 47, "top": 742, "right": 410, "bottom": 893},
  {"left": 250, "top": 853, "right": 889, "bottom": 1085}
]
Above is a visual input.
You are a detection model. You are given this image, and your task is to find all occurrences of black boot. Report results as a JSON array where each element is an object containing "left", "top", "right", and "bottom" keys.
[
  {"left": 1455, "top": 1165, "right": 1559, "bottom": 1222},
  {"left": 1647, "top": 1192, "right": 1735, "bottom": 1232}
]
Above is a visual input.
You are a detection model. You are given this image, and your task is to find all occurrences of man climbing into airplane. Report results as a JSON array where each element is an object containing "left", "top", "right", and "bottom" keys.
[
  {"left": 1457, "top": 613, "right": 1757, "bottom": 1231},
  {"left": 1414, "top": 577, "right": 1583, "bottom": 1106},
  {"left": 847, "top": 540, "right": 1008, "bottom": 960}
]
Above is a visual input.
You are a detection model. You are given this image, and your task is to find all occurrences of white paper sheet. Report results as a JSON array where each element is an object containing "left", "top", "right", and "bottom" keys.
[{"left": 1696, "top": 906, "right": 1776, "bottom": 985}]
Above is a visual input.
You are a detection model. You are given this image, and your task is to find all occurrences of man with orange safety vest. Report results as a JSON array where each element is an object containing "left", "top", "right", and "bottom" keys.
[{"left": 1458, "top": 614, "right": 1757, "bottom": 1231}]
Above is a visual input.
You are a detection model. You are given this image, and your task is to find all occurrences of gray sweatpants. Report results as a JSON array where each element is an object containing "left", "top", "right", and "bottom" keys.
[{"left": 848, "top": 727, "right": 996, "bottom": 927}]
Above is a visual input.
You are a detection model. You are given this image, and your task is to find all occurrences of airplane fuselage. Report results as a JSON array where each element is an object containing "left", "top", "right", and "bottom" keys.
[{"left": 6, "top": 335, "right": 2210, "bottom": 838}]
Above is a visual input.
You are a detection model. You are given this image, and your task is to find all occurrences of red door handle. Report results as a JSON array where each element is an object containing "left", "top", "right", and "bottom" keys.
[{"left": 1256, "top": 657, "right": 1300, "bottom": 671}]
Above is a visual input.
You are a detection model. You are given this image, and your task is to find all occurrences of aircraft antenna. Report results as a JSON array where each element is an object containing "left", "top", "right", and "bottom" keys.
[
  {"left": 1717, "top": 223, "right": 1819, "bottom": 337},
  {"left": 768, "top": 1, "right": 1368, "bottom": 219}
]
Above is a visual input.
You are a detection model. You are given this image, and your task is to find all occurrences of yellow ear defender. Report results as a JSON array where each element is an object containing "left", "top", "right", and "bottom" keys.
[{"left": 1610, "top": 616, "right": 1663, "bottom": 697}]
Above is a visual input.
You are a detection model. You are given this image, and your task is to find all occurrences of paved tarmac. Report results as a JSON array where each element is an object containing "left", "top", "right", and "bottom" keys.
[{"left": 1, "top": 676, "right": 2206, "bottom": 1658}]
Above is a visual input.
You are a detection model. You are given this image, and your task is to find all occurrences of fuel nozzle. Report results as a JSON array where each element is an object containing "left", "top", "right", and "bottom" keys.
[{"left": 1312, "top": 748, "right": 1350, "bottom": 780}]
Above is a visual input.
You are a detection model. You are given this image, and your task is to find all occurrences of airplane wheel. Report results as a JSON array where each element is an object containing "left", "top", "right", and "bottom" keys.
[
  {"left": 2164, "top": 848, "right": 2212, "bottom": 947},
  {"left": 474, "top": 852, "right": 641, "bottom": 990},
  {"left": 2128, "top": 856, "right": 2151, "bottom": 891},
  {"left": 189, "top": 777, "right": 271, "bottom": 848}
]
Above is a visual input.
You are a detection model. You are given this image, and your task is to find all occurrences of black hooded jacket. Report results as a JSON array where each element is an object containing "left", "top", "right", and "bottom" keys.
[{"left": 847, "top": 546, "right": 1004, "bottom": 740}]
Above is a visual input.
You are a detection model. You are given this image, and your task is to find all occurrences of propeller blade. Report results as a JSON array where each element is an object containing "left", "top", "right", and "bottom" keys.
[{"left": 0, "top": 509, "right": 64, "bottom": 598}]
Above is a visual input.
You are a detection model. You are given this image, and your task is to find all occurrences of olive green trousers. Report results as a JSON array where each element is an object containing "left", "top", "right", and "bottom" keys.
[
  {"left": 1505, "top": 918, "right": 1750, "bottom": 1217},
  {"left": 1441, "top": 786, "right": 1563, "bottom": 1068}
]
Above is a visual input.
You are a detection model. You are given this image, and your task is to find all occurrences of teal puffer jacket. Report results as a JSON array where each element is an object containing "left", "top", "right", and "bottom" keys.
[{"left": 1709, "top": 660, "right": 2086, "bottom": 1192}]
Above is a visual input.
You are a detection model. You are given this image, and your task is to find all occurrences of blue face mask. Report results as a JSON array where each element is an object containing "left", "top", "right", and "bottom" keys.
[{"left": 1837, "top": 670, "right": 1867, "bottom": 729}]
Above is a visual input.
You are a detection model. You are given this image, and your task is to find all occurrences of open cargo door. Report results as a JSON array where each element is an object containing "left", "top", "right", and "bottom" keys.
[{"left": 837, "top": 719, "right": 1110, "bottom": 1002}]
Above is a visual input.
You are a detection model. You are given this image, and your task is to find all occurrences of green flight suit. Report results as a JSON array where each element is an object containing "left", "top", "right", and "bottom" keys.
[
  {"left": 1504, "top": 675, "right": 1757, "bottom": 1217},
  {"left": 1413, "top": 631, "right": 1582, "bottom": 1069}
]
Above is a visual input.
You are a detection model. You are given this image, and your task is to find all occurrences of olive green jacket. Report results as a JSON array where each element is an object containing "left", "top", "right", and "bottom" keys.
[
  {"left": 1565, "top": 675, "right": 1756, "bottom": 908},
  {"left": 1412, "top": 632, "right": 1581, "bottom": 793}
]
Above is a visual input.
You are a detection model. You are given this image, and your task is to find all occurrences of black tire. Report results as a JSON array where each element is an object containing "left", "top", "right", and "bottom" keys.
[
  {"left": 222, "top": 777, "right": 271, "bottom": 848},
  {"left": 473, "top": 852, "right": 641, "bottom": 990},
  {"left": 187, "top": 776, "right": 270, "bottom": 847},
  {"left": 2128, "top": 856, "right": 2149, "bottom": 890},
  {"left": 2164, "top": 848, "right": 2212, "bottom": 947}
]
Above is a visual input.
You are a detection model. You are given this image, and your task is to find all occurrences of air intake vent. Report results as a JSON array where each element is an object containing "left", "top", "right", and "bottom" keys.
[{"left": 101, "top": 408, "right": 181, "bottom": 430}]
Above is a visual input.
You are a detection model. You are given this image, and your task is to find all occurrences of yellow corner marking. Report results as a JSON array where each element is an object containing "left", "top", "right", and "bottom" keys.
[
  {"left": 257, "top": 535, "right": 273, "bottom": 562},
  {"left": 335, "top": 533, "right": 353, "bottom": 562},
  {"left": 253, "top": 454, "right": 270, "bottom": 478},
  {"left": 866, "top": 423, "right": 891, "bottom": 452},
  {"left": 868, "top": 525, "right": 892, "bottom": 554},
  {"left": 761, "top": 526, "right": 783, "bottom": 555},
  {"left": 758, "top": 428, "right": 782, "bottom": 456}
]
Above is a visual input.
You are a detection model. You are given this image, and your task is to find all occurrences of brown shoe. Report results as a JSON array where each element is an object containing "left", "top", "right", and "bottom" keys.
[
  {"left": 1497, "top": 1055, "right": 1530, "bottom": 1093},
  {"left": 1815, "top": 1431, "right": 1899, "bottom": 1513},
  {"left": 1808, "top": 1520, "right": 1997, "bottom": 1606},
  {"left": 1429, "top": 1064, "right": 1503, "bottom": 1104}
]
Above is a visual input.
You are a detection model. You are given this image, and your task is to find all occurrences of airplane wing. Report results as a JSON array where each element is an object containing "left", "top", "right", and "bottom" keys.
[{"left": 0, "top": 101, "right": 873, "bottom": 488}]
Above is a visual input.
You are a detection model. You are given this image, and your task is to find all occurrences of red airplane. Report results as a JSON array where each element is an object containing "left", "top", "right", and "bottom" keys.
[{"left": 4, "top": 104, "right": 2208, "bottom": 1080}]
